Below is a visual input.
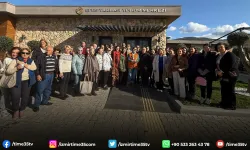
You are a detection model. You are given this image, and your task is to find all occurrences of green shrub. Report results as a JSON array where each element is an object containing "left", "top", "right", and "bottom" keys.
[
  {"left": 0, "top": 36, "right": 14, "bottom": 52},
  {"left": 27, "top": 40, "right": 40, "bottom": 51}
]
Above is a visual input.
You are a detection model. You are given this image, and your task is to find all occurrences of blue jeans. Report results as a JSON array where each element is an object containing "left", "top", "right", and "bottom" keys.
[
  {"left": 73, "top": 74, "right": 82, "bottom": 93},
  {"left": 128, "top": 68, "right": 137, "bottom": 83},
  {"left": 34, "top": 74, "right": 54, "bottom": 107}
]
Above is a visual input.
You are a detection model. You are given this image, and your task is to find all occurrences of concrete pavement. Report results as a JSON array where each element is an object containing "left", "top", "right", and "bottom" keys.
[{"left": 0, "top": 86, "right": 250, "bottom": 149}]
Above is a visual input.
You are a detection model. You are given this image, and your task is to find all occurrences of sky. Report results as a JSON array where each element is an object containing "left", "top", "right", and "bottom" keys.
[{"left": 2, "top": 0, "right": 250, "bottom": 39}]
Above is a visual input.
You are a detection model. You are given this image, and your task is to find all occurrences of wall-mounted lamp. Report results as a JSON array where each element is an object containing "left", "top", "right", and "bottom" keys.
[{"left": 19, "top": 34, "right": 26, "bottom": 43}]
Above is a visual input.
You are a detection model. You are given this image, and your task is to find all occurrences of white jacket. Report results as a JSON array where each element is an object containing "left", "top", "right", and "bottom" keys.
[
  {"left": 103, "top": 52, "right": 112, "bottom": 71},
  {"left": 0, "top": 57, "right": 12, "bottom": 73},
  {"left": 96, "top": 54, "right": 103, "bottom": 71}
]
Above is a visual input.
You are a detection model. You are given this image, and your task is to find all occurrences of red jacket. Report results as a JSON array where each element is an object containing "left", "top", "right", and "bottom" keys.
[{"left": 112, "top": 51, "right": 120, "bottom": 68}]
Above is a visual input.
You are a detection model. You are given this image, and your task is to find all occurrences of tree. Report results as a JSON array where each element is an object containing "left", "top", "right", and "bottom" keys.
[
  {"left": 227, "top": 32, "right": 250, "bottom": 91},
  {"left": 27, "top": 40, "right": 40, "bottom": 51},
  {"left": 0, "top": 36, "right": 13, "bottom": 52}
]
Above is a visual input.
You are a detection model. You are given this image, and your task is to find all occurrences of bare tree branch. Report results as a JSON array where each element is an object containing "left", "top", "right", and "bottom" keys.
[{"left": 238, "top": 45, "right": 250, "bottom": 73}]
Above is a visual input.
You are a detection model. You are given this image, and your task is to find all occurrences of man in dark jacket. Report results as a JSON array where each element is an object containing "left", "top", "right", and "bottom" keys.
[
  {"left": 29, "top": 39, "right": 47, "bottom": 106},
  {"left": 139, "top": 47, "right": 151, "bottom": 86},
  {"left": 33, "top": 46, "right": 58, "bottom": 112},
  {"left": 197, "top": 44, "right": 217, "bottom": 104}
]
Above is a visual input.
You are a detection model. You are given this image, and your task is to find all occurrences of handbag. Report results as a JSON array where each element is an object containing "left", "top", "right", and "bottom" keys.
[
  {"left": 195, "top": 76, "right": 207, "bottom": 86},
  {"left": 0, "top": 60, "right": 17, "bottom": 88},
  {"left": 80, "top": 75, "right": 93, "bottom": 94},
  {"left": 176, "top": 57, "right": 187, "bottom": 77}
]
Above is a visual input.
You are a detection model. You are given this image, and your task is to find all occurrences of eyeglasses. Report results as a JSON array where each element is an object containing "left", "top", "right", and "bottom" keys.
[{"left": 21, "top": 52, "right": 30, "bottom": 55}]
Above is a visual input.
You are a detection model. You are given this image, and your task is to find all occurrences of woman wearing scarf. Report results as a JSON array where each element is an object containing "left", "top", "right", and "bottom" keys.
[
  {"left": 152, "top": 49, "right": 167, "bottom": 92},
  {"left": 102, "top": 48, "right": 112, "bottom": 89},
  {"left": 119, "top": 48, "right": 127, "bottom": 85},
  {"left": 6, "top": 48, "right": 36, "bottom": 118},
  {"left": 170, "top": 48, "right": 188, "bottom": 98},
  {"left": 83, "top": 47, "right": 99, "bottom": 96},
  {"left": 59, "top": 45, "right": 73, "bottom": 100},
  {"left": 0, "top": 47, "right": 21, "bottom": 117},
  {"left": 72, "top": 47, "right": 85, "bottom": 96},
  {"left": 111, "top": 46, "right": 120, "bottom": 86},
  {"left": 216, "top": 43, "right": 238, "bottom": 110}
]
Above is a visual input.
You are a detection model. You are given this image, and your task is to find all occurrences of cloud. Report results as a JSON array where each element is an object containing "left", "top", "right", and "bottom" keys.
[
  {"left": 200, "top": 22, "right": 250, "bottom": 39},
  {"left": 179, "top": 22, "right": 210, "bottom": 33},
  {"left": 168, "top": 26, "right": 176, "bottom": 31}
]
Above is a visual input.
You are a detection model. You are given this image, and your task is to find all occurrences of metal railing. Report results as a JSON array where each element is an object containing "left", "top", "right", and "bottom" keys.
[{"left": 209, "top": 27, "right": 250, "bottom": 45}]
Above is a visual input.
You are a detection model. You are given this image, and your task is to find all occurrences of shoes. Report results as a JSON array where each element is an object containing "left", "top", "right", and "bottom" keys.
[
  {"left": 59, "top": 95, "right": 68, "bottom": 100},
  {"left": 59, "top": 96, "right": 66, "bottom": 100},
  {"left": 91, "top": 92, "right": 97, "bottom": 96},
  {"left": 12, "top": 111, "right": 19, "bottom": 119},
  {"left": 199, "top": 97, "right": 206, "bottom": 104},
  {"left": 76, "top": 93, "right": 85, "bottom": 96},
  {"left": 205, "top": 98, "right": 211, "bottom": 105},
  {"left": 41, "top": 102, "right": 53, "bottom": 106},
  {"left": 19, "top": 111, "right": 24, "bottom": 118},
  {"left": 225, "top": 106, "right": 236, "bottom": 110},
  {"left": 103, "top": 85, "right": 108, "bottom": 90},
  {"left": 96, "top": 87, "right": 99, "bottom": 91},
  {"left": 33, "top": 107, "right": 39, "bottom": 112}
]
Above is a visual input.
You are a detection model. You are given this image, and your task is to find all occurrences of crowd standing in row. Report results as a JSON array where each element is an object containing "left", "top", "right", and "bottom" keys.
[{"left": 0, "top": 39, "right": 239, "bottom": 118}]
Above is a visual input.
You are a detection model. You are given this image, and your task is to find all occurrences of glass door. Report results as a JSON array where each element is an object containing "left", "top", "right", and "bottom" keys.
[
  {"left": 99, "top": 36, "right": 112, "bottom": 46},
  {"left": 124, "top": 37, "right": 151, "bottom": 49}
]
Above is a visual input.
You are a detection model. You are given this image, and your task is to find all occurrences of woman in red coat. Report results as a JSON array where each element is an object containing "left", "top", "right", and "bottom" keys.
[{"left": 112, "top": 46, "right": 121, "bottom": 86}]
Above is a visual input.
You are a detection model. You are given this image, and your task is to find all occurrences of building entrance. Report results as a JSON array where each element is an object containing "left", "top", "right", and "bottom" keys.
[
  {"left": 124, "top": 37, "right": 151, "bottom": 49},
  {"left": 99, "top": 36, "right": 112, "bottom": 46}
]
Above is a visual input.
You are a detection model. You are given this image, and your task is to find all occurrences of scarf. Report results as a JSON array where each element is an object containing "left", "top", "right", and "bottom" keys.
[
  {"left": 113, "top": 51, "right": 120, "bottom": 68},
  {"left": 23, "top": 58, "right": 28, "bottom": 63}
]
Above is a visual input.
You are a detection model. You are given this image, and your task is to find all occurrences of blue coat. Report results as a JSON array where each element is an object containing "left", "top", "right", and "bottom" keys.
[
  {"left": 72, "top": 54, "right": 85, "bottom": 75},
  {"left": 15, "top": 57, "right": 36, "bottom": 88}
]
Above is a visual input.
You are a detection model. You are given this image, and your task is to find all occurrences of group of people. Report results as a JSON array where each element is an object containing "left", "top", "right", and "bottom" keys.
[{"left": 0, "top": 39, "right": 239, "bottom": 119}]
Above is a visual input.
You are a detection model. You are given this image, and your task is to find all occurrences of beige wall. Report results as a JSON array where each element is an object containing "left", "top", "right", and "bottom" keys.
[{"left": 14, "top": 18, "right": 167, "bottom": 50}]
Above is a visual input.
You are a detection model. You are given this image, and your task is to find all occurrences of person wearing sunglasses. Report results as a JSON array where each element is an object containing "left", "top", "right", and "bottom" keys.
[{"left": 6, "top": 48, "right": 36, "bottom": 119}]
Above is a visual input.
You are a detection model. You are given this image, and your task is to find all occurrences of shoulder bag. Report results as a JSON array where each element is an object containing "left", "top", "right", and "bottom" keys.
[{"left": 0, "top": 60, "right": 17, "bottom": 88}]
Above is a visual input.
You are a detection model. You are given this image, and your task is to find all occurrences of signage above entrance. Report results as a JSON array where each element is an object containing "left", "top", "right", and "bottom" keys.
[
  {"left": 0, "top": 2, "right": 181, "bottom": 17},
  {"left": 84, "top": 8, "right": 169, "bottom": 13}
]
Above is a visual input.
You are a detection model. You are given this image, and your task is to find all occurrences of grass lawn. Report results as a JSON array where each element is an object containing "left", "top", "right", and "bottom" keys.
[{"left": 182, "top": 80, "right": 250, "bottom": 109}]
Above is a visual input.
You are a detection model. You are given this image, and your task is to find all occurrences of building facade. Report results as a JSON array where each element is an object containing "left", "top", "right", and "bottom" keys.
[{"left": 0, "top": 2, "right": 181, "bottom": 50}]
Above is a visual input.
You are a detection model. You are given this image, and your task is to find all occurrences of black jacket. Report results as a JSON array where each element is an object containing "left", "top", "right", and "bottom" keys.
[
  {"left": 32, "top": 47, "right": 45, "bottom": 64},
  {"left": 219, "top": 52, "right": 239, "bottom": 79},
  {"left": 197, "top": 51, "right": 217, "bottom": 79},
  {"left": 139, "top": 52, "right": 151, "bottom": 70},
  {"left": 188, "top": 53, "right": 199, "bottom": 77},
  {"left": 35, "top": 53, "right": 59, "bottom": 80}
]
